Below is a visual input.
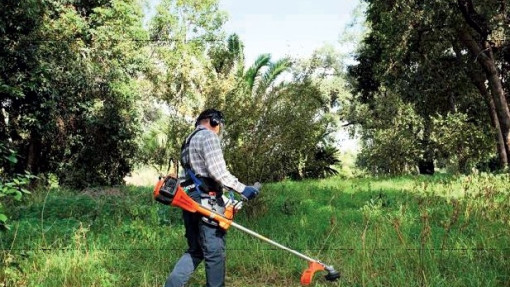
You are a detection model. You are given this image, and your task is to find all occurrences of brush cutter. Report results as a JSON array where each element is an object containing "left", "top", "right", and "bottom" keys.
[{"left": 154, "top": 175, "right": 341, "bottom": 285}]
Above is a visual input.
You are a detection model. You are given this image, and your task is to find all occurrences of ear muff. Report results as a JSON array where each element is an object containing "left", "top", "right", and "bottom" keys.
[
  {"left": 208, "top": 110, "right": 224, "bottom": 127},
  {"left": 195, "top": 109, "right": 225, "bottom": 127},
  {"left": 210, "top": 113, "right": 221, "bottom": 127}
]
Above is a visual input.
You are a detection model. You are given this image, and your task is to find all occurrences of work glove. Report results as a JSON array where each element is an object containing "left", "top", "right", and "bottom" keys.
[{"left": 241, "top": 183, "right": 261, "bottom": 201}]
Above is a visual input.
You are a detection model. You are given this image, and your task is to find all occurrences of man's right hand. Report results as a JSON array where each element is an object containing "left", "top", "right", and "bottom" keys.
[{"left": 241, "top": 185, "right": 260, "bottom": 201}]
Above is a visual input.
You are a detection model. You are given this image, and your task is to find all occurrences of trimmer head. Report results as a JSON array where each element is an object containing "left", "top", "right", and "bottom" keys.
[
  {"left": 324, "top": 266, "right": 341, "bottom": 281},
  {"left": 300, "top": 261, "right": 340, "bottom": 285}
]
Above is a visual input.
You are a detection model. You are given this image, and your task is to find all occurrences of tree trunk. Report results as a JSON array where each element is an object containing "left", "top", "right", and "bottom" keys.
[
  {"left": 171, "top": 158, "right": 179, "bottom": 177},
  {"left": 457, "top": 28, "right": 510, "bottom": 166},
  {"left": 469, "top": 69, "right": 508, "bottom": 168},
  {"left": 0, "top": 105, "right": 6, "bottom": 142},
  {"left": 452, "top": 41, "right": 508, "bottom": 168},
  {"left": 418, "top": 116, "right": 434, "bottom": 175},
  {"left": 27, "top": 131, "right": 42, "bottom": 174}
]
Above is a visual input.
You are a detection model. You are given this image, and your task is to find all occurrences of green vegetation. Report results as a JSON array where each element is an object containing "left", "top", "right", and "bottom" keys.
[
  {"left": 0, "top": 143, "right": 34, "bottom": 231},
  {"left": 1, "top": 173, "right": 509, "bottom": 286},
  {"left": 1, "top": 0, "right": 340, "bottom": 188},
  {"left": 1, "top": 0, "right": 146, "bottom": 188},
  {"left": 1, "top": 1, "right": 509, "bottom": 285},
  {"left": 347, "top": 0, "right": 510, "bottom": 174}
]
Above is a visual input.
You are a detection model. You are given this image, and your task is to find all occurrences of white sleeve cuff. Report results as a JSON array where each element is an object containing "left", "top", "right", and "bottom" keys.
[{"left": 234, "top": 182, "right": 246, "bottom": 194}]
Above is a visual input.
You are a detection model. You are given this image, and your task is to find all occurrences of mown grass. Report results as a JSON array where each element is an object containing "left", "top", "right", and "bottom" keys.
[{"left": 1, "top": 173, "right": 509, "bottom": 286}]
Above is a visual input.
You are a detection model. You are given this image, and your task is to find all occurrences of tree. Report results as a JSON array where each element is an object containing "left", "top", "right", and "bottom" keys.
[
  {"left": 206, "top": 51, "right": 337, "bottom": 182},
  {"left": 0, "top": 0, "right": 148, "bottom": 187},
  {"left": 136, "top": 110, "right": 190, "bottom": 174},
  {"left": 348, "top": 0, "right": 508, "bottom": 174},
  {"left": 142, "top": 0, "right": 227, "bottom": 175},
  {"left": 455, "top": 0, "right": 510, "bottom": 168}
]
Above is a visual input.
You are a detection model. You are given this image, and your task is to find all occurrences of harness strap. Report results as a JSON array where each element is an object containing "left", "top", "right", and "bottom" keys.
[
  {"left": 187, "top": 168, "right": 206, "bottom": 193},
  {"left": 180, "top": 127, "right": 204, "bottom": 171},
  {"left": 180, "top": 127, "right": 222, "bottom": 194}
]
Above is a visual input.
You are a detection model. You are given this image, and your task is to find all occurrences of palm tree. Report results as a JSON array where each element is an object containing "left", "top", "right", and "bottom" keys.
[{"left": 243, "top": 54, "right": 292, "bottom": 99}]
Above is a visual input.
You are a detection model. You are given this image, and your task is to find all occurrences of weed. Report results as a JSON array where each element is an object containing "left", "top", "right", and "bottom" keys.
[{"left": 0, "top": 174, "right": 509, "bottom": 286}]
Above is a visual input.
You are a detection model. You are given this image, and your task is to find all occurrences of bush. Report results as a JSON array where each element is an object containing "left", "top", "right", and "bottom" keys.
[
  {"left": 301, "top": 145, "right": 341, "bottom": 179},
  {"left": 0, "top": 143, "right": 34, "bottom": 231}
]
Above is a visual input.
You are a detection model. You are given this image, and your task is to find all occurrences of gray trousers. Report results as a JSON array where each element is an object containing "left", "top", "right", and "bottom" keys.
[{"left": 165, "top": 208, "right": 226, "bottom": 287}]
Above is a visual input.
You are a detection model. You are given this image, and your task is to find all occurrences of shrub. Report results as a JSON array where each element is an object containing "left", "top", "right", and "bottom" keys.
[{"left": 0, "top": 143, "right": 34, "bottom": 231}]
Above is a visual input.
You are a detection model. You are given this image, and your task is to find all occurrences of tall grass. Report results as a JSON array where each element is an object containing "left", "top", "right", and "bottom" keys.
[{"left": 1, "top": 173, "right": 509, "bottom": 286}]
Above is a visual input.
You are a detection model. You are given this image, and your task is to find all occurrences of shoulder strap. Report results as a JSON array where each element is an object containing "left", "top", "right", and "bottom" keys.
[
  {"left": 180, "top": 128, "right": 209, "bottom": 192},
  {"left": 180, "top": 127, "right": 205, "bottom": 171}
]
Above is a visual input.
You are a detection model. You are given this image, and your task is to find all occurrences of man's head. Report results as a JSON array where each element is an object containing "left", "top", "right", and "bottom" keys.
[{"left": 195, "top": 109, "right": 225, "bottom": 134}]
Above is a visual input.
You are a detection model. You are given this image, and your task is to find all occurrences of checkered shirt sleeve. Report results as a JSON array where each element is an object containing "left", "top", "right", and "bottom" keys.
[{"left": 188, "top": 127, "right": 246, "bottom": 193}]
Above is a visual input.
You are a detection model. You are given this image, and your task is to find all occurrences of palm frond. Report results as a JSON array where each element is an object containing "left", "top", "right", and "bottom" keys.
[
  {"left": 244, "top": 53, "right": 271, "bottom": 91},
  {"left": 257, "top": 57, "right": 292, "bottom": 94}
]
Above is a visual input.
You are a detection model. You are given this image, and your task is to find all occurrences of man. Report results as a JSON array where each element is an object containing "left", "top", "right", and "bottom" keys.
[{"left": 165, "top": 108, "right": 260, "bottom": 287}]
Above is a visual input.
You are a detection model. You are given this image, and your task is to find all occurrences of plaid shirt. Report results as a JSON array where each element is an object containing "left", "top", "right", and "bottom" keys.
[{"left": 182, "top": 125, "right": 246, "bottom": 193}]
